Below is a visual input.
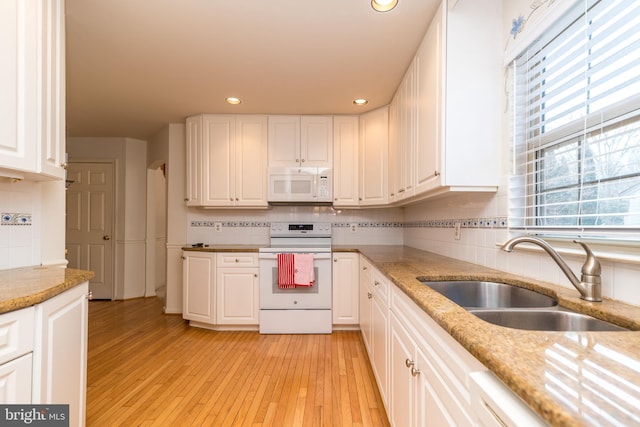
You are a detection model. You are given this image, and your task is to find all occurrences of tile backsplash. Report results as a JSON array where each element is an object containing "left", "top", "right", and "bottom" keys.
[{"left": 0, "top": 181, "right": 41, "bottom": 269}]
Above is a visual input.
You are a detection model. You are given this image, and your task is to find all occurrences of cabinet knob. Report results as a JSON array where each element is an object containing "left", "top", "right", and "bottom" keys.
[
  {"left": 362, "top": 266, "right": 368, "bottom": 271},
  {"left": 235, "top": 198, "right": 239, "bottom": 201},
  {"left": 333, "top": 258, "right": 337, "bottom": 262},
  {"left": 254, "top": 274, "right": 258, "bottom": 278},
  {"left": 184, "top": 198, "right": 189, "bottom": 202},
  {"left": 103, "top": 235, "right": 111, "bottom": 240},
  {"left": 411, "top": 367, "right": 421, "bottom": 377},
  {"left": 181, "top": 256, "right": 186, "bottom": 260},
  {"left": 367, "top": 292, "right": 372, "bottom": 299},
  {"left": 86, "top": 291, "right": 93, "bottom": 301},
  {"left": 296, "top": 158, "right": 300, "bottom": 162},
  {"left": 374, "top": 281, "right": 380, "bottom": 287},
  {"left": 235, "top": 258, "right": 239, "bottom": 263},
  {"left": 405, "top": 358, "right": 414, "bottom": 368},
  {"left": 434, "top": 170, "right": 440, "bottom": 176}
]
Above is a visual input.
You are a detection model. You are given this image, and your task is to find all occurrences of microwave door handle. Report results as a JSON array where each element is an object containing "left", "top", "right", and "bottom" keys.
[{"left": 312, "top": 174, "right": 317, "bottom": 199}]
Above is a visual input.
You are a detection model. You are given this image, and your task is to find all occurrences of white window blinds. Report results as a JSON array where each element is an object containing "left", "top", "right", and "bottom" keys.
[{"left": 510, "top": 0, "right": 640, "bottom": 237}]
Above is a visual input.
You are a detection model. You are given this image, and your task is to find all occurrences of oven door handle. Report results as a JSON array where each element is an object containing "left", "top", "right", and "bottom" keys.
[{"left": 258, "top": 252, "right": 332, "bottom": 260}]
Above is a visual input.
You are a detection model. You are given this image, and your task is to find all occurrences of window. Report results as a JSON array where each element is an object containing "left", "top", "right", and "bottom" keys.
[{"left": 510, "top": 0, "right": 640, "bottom": 237}]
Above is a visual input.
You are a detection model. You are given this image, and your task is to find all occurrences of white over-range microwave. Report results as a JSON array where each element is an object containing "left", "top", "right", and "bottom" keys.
[{"left": 267, "top": 167, "right": 333, "bottom": 203}]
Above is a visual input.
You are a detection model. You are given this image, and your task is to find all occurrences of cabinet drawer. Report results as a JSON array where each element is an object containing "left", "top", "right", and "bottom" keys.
[
  {"left": 0, "top": 307, "right": 35, "bottom": 366},
  {"left": 216, "top": 253, "right": 259, "bottom": 267},
  {"left": 372, "top": 269, "right": 390, "bottom": 305}
]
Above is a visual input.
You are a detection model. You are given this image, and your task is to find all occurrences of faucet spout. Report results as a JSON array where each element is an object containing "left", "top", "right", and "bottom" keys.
[{"left": 501, "top": 236, "right": 602, "bottom": 302}]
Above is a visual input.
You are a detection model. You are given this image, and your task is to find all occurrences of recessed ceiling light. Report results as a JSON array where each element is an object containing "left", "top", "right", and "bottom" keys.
[
  {"left": 225, "top": 97, "right": 241, "bottom": 105},
  {"left": 353, "top": 98, "right": 369, "bottom": 106},
  {"left": 371, "top": 0, "right": 398, "bottom": 12}
]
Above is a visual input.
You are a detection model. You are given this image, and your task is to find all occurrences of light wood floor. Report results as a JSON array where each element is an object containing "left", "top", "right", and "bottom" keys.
[{"left": 86, "top": 297, "right": 389, "bottom": 426}]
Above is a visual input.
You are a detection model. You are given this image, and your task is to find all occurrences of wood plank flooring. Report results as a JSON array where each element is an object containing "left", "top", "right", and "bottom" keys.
[{"left": 86, "top": 297, "right": 389, "bottom": 426}]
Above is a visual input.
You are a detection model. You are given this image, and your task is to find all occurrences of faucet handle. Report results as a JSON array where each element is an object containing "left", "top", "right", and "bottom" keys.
[{"left": 573, "top": 240, "right": 601, "bottom": 276}]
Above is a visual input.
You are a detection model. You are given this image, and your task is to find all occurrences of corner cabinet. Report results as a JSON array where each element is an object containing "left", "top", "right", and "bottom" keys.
[
  {"left": 0, "top": 0, "right": 66, "bottom": 180},
  {"left": 388, "top": 0, "right": 501, "bottom": 204},
  {"left": 182, "top": 251, "right": 260, "bottom": 330},
  {"left": 359, "top": 107, "right": 389, "bottom": 207},
  {"left": 332, "top": 116, "right": 359, "bottom": 207},
  {"left": 32, "top": 282, "right": 89, "bottom": 427},
  {"left": 185, "top": 115, "right": 268, "bottom": 208}
]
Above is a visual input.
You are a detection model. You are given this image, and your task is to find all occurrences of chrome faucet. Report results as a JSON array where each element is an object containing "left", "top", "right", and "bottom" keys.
[{"left": 501, "top": 236, "right": 602, "bottom": 302}]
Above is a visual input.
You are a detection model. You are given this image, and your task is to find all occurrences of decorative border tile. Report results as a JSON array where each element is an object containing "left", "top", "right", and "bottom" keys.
[
  {"left": 188, "top": 219, "right": 507, "bottom": 229},
  {"left": 1, "top": 213, "right": 32, "bottom": 226}
]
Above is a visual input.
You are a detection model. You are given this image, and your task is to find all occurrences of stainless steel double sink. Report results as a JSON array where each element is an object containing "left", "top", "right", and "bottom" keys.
[{"left": 420, "top": 280, "right": 628, "bottom": 332}]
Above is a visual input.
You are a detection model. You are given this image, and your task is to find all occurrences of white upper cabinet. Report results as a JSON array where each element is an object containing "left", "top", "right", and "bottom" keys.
[
  {"left": 185, "top": 114, "right": 268, "bottom": 208},
  {"left": 268, "top": 115, "right": 333, "bottom": 168},
  {"left": 390, "top": 0, "right": 501, "bottom": 204},
  {"left": 0, "top": 0, "right": 66, "bottom": 180},
  {"left": 359, "top": 107, "right": 389, "bottom": 207},
  {"left": 332, "top": 116, "right": 359, "bottom": 207}
]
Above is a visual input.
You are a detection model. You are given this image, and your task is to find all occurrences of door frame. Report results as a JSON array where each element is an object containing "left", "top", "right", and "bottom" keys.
[{"left": 66, "top": 158, "right": 116, "bottom": 300}]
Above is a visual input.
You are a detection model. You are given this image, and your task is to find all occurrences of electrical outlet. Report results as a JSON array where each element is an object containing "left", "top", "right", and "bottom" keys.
[
  {"left": 350, "top": 223, "right": 357, "bottom": 232},
  {"left": 454, "top": 222, "right": 461, "bottom": 240},
  {"left": 214, "top": 222, "right": 222, "bottom": 232}
]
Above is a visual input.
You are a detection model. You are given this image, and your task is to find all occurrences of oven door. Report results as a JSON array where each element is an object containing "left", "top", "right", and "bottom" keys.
[{"left": 258, "top": 250, "right": 332, "bottom": 309}]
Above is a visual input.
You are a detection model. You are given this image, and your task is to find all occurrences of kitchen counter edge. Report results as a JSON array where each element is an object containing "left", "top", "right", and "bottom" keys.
[{"left": 0, "top": 266, "right": 95, "bottom": 314}]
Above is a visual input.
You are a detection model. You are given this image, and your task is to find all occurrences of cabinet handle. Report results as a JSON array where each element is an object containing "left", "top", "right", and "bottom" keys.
[
  {"left": 87, "top": 291, "right": 93, "bottom": 301},
  {"left": 184, "top": 198, "right": 189, "bottom": 202},
  {"left": 235, "top": 258, "right": 239, "bottom": 263},
  {"left": 367, "top": 292, "right": 372, "bottom": 299},
  {"left": 405, "top": 358, "right": 414, "bottom": 368},
  {"left": 411, "top": 367, "right": 421, "bottom": 377},
  {"left": 434, "top": 170, "right": 440, "bottom": 176},
  {"left": 374, "top": 281, "right": 380, "bottom": 287},
  {"left": 181, "top": 256, "right": 186, "bottom": 260}
]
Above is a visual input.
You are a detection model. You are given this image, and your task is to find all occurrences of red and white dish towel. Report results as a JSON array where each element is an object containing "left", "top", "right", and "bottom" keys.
[{"left": 277, "top": 253, "right": 315, "bottom": 289}]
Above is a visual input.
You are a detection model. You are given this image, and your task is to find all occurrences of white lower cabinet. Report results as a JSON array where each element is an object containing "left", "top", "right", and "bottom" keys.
[
  {"left": 0, "top": 353, "right": 33, "bottom": 403},
  {"left": 216, "top": 253, "right": 259, "bottom": 326},
  {"left": 332, "top": 252, "right": 359, "bottom": 326},
  {"left": 359, "top": 258, "right": 545, "bottom": 427},
  {"left": 182, "top": 251, "right": 216, "bottom": 324},
  {"left": 359, "top": 256, "right": 390, "bottom": 411},
  {"left": 33, "top": 282, "right": 89, "bottom": 427},
  {"left": 183, "top": 251, "right": 259, "bottom": 329}
]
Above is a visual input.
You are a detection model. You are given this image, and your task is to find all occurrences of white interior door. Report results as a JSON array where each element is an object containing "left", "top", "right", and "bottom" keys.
[{"left": 66, "top": 162, "right": 114, "bottom": 300}]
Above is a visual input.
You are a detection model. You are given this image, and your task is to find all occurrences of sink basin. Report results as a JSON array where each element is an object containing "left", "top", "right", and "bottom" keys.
[
  {"left": 420, "top": 280, "right": 557, "bottom": 309},
  {"left": 470, "top": 309, "right": 628, "bottom": 332}
]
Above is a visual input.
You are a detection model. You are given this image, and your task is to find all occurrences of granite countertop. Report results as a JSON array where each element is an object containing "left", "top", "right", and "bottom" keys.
[
  {"left": 0, "top": 266, "right": 95, "bottom": 314},
  {"left": 338, "top": 245, "right": 640, "bottom": 427}
]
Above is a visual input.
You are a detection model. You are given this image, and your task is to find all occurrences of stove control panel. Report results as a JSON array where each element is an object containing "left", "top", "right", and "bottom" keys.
[{"left": 269, "top": 222, "right": 332, "bottom": 237}]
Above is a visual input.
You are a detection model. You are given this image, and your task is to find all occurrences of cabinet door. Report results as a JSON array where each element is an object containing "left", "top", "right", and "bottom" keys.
[
  {"left": 359, "top": 260, "right": 373, "bottom": 352},
  {"left": 359, "top": 107, "right": 389, "bottom": 206},
  {"left": 185, "top": 116, "right": 202, "bottom": 206},
  {"left": 417, "top": 346, "right": 460, "bottom": 427},
  {"left": 235, "top": 116, "right": 268, "bottom": 207},
  {"left": 415, "top": 4, "right": 443, "bottom": 195},
  {"left": 332, "top": 252, "right": 359, "bottom": 325},
  {"left": 268, "top": 115, "right": 300, "bottom": 167},
  {"left": 0, "top": 0, "right": 37, "bottom": 173},
  {"left": 216, "top": 267, "right": 259, "bottom": 325},
  {"left": 33, "top": 282, "right": 89, "bottom": 427},
  {"left": 183, "top": 252, "right": 216, "bottom": 323},
  {"left": 38, "top": 0, "right": 65, "bottom": 179},
  {"left": 301, "top": 116, "right": 332, "bottom": 167},
  {"left": 390, "top": 313, "right": 416, "bottom": 427},
  {"left": 371, "top": 293, "right": 389, "bottom": 406},
  {"left": 202, "top": 115, "right": 235, "bottom": 206},
  {"left": 332, "top": 116, "right": 359, "bottom": 206},
  {"left": 0, "top": 353, "right": 32, "bottom": 404}
]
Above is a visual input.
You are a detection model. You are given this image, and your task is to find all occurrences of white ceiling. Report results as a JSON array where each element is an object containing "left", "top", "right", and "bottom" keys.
[{"left": 65, "top": 0, "right": 440, "bottom": 140}]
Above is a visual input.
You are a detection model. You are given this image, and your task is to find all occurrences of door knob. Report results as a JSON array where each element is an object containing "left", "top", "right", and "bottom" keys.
[{"left": 103, "top": 235, "right": 111, "bottom": 240}]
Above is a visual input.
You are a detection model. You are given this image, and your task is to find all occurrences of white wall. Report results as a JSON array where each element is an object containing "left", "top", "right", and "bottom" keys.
[{"left": 403, "top": 0, "right": 640, "bottom": 307}]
